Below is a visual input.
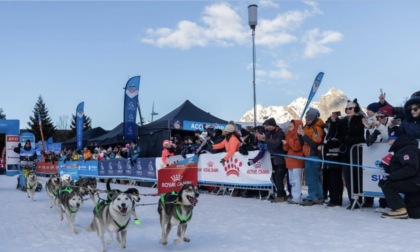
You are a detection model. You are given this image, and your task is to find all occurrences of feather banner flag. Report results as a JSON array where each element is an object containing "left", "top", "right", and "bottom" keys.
[
  {"left": 123, "top": 76, "right": 141, "bottom": 141},
  {"left": 300, "top": 72, "right": 324, "bottom": 120},
  {"left": 76, "top": 102, "right": 84, "bottom": 151},
  {"left": 38, "top": 113, "right": 46, "bottom": 151}
]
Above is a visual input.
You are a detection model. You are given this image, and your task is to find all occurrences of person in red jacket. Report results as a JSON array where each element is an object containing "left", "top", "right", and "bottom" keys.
[
  {"left": 161, "top": 140, "right": 175, "bottom": 167},
  {"left": 282, "top": 119, "right": 305, "bottom": 204},
  {"left": 212, "top": 124, "right": 241, "bottom": 163}
]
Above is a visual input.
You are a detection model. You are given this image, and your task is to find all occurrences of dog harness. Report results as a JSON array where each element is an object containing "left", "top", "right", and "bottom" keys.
[
  {"left": 94, "top": 198, "right": 130, "bottom": 231},
  {"left": 160, "top": 191, "right": 192, "bottom": 224},
  {"left": 59, "top": 187, "right": 78, "bottom": 214}
]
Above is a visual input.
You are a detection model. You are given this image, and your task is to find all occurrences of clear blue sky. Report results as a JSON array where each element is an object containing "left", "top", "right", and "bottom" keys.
[{"left": 1, "top": 0, "right": 419, "bottom": 130}]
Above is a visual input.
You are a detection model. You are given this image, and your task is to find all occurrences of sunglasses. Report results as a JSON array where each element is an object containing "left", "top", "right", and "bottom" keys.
[
  {"left": 345, "top": 107, "right": 355, "bottom": 111},
  {"left": 376, "top": 115, "right": 386, "bottom": 119},
  {"left": 411, "top": 107, "right": 419, "bottom": 112}
]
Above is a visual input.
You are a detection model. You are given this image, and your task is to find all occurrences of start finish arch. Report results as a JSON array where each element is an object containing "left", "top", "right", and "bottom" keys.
[{"left": 0, "top": 120, "right": 20, "bottom": 176}]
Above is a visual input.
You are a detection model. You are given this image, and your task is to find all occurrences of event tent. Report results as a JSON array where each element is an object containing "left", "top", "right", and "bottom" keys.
[
  {"left": 84, "top": 100, "right": 228, "bottom": 156},
  {"left": 137, "top": 99, "right": 228, "bottom": 157},
  {"left": 61, "top": 127, "right": 108, "bottom": 149}
]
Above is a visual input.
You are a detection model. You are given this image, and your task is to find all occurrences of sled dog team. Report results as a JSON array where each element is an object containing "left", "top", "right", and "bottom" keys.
[{"left": 41, "top": 173, "right": 199, "bottom": 252}]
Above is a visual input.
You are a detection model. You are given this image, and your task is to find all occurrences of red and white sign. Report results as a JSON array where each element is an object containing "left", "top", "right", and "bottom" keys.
[{"left": 157, "top": 163, "right": 198, "bottom": 194}]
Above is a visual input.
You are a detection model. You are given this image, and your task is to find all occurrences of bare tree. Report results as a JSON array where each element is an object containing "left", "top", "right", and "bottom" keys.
[{"left": 57, "top": 115, "right": 70, "bottom": 130}]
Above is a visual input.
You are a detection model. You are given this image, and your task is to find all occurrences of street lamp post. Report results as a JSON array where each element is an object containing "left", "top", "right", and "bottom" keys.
[{"left": 248, "top": 4, "right": 258, "bottom": 128}]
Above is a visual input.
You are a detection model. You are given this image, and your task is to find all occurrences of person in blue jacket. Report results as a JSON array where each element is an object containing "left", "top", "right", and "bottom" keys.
[{"left": 14, "top": 139, "right": 37, "bottom": 188}]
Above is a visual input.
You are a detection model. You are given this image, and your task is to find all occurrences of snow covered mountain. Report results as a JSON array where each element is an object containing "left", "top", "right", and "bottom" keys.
[{"left": 239, "top": 88, "right": 349, "bottom": 123}]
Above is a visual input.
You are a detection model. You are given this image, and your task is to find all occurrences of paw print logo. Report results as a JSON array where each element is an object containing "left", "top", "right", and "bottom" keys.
[
  {"left": 254, "top": 161, "right": 262, "bottom": 169},
  {"left": 223, "top": 158, "right": 242, "bottom": 177},
  {"left": 208, "top": 161, "right": 214, "bottom": 168}
]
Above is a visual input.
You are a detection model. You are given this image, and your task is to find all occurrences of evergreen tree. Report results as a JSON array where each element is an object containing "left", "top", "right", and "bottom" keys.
[
  {"left": 27, "top": 96, "right": 56, "bottom": 141},
  {"left": 68, "top": 114, "right": 92, "bottom": 139},
  {"left": 0, "top": 108, "right": 5, "bottom": 119}
]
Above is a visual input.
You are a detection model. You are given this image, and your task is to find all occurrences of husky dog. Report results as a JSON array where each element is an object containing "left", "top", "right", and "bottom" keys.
[
  {"left": 57, "top": 186, "right": 83, "bottom": 234},
  {"left": 75, "top": 177, "right": 97, "bottom": 204},
  {"left": 26, "top": 170, "right": 38, "bottom": 201},
  {"left": 46, "top": 174, "right": 61, "bottom": 208},
  {"left": 158, "top": 183, "right": 199, "bottom": 245},
  {"left": 61, "top": 174, "right": 72, "bottom": 186},
  {"left": 89, "top": 191, "right": 133, "bottom": 252},
  {"left": 105, "top": 179, "right": 141, "bottom": 224}
]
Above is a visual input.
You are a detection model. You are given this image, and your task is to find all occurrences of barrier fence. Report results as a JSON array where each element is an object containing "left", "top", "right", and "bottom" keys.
[
  {"left": 33, "top": 150, "right": 274, "bottom": 195},
  {"left": 30, "top": 143, "right": 402, "bottom": 200}
]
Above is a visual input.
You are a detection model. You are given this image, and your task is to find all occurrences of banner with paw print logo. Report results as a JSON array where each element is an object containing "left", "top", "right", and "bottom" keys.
[{"left": 197, "top": 151, "right": 272, "bottom": 186}]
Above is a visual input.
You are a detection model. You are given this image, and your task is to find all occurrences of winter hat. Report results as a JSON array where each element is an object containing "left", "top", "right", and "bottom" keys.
[
  {"left": 305, "top": 108, "right": 320, "bottom": 121},
  {"left": 347, "top": 99, "right": 361, "bottom": 113},
  {"left": 367, "top": 102, "right": 380, "bottom": 113},
  {"left": 263, "top": 118, "right": 277, "bottom": 127},
  {"left": 223, "top": 124, "right": 236, "bottom": 134},
  {"left": 377, "top": 105, "right": 394, "bottom": 117},
  {"left": 388, "top": 126, "right": 400, "bottom": 140},
  {"left": 162, "top": 140, "right": 170, "bottom": 147}
]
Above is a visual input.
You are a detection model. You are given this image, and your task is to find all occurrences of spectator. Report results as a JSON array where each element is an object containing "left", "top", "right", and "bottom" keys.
[
  {"left": 161, "top": 140, "right": 175, "bottom": 167},
  {"left": 247, "top": 126, "right": 267, "bottom": 165},
  {"left": 282, "top": 119, "right": 305, "bottom": 204},
  {"left": 340, "top": 99, "right": 369, "bottom": 209},
  {"left": 92, "top": 148, "right": 99, "bottom": 160},
  {"left": 211, "top": 123, "right": 241, "bottom": 163},
  {"left": 363, "top": 103, "right": 380, "bottom": 146},
  {"left": 378, "top": 129, "right": 420, "bottom": 219},
  {"left": 263, "top": 117, "right": 288, "bottom": 203},
  {"left": 71, "top": 150, "right": 82, "bottom": 161},
  {"left": 399, "top": 91, "right": 420, "bottom": 139},
  {"left": 83, "top": 147, "right": 92, "bottom": 161},
  {"left": 322, "top": 111, "right": 344, "bottom": 207},
  {"left": 129, "top": 141, "right": 141, "bottom": 165},
  {"left": 365, "top": 105, "right": 394, "bottom": 146},
  {"left": 298, "top": 108, "right": 325, "bottom": 206},
  {"left": 181, "top": 136, "right": 198, "bottom": 158}
]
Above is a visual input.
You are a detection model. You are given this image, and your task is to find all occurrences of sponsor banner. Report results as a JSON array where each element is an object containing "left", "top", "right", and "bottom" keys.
[
  {"left": 157, "top": 163, "right": 198, "bottom": 194},
  {"left": 182, "top": 120, "right": 227, "bottom": 131},
  {"left": 362, "top": 143, "right": 390, "bottom": 197},
  {"left": 98, "top": 159, "right": 125, "bottom": 177},
  {"left": 5, "top": 135, "right": 20, "bottom": 176},
  {"left": 58, "top": 161, "right": 80, "bottom": 181},
  {"left": 136, "top": 158, "right": 157, "bottom": 180},
  {"left": 197, "top": 150, "right": 272, "bottom": 186},
  {"left": 36, "top": 162, "right": 58, "bottom": 174},
  {"left": 123, "top": 76, "right": 140, "bottom": 141},
  {"left": 76, "top": 102, "right": 84, "bottom": 151},
  {"left": 78, "top": 160, "right": 98, "bottom": 177}
]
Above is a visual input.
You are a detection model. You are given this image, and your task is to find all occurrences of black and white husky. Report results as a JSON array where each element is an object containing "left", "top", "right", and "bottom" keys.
[
  {"left": 46, "top": 174, "right": 61, "bottom": 208},
  {"left": 88, "top": 191, "right": 134, "bottom": 252},
  {"left": 26, "top": 170, "right": 38, "bottom": 201},
  {"left": 158, "top": 183, "right": 199, "bottom": 245},
  {"left": 74, "top": 177, "right": 97, "bottom": 204},
  {"left": 56, "top": 186, "right": 83, "bottom": 234}
]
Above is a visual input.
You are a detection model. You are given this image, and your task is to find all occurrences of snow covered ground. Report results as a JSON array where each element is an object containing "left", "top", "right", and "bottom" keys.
[{"left": 0, "top": 174, "right": 418, "bottom": 252}]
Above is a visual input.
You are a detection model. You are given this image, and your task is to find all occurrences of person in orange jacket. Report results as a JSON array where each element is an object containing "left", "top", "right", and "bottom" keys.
[
  {"left": 161, "top": 140, "right": 175, "bottom": 167},
  {"left": 282, "top": 119, "right": 305, "bottom": 204},
  {"left": 211, "top": 123, "right": 241, "bottom": 163}
]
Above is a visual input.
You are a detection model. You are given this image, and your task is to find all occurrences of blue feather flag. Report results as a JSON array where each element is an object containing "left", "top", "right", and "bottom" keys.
[{"left": 300, "top": 72, "right": 324, "bottom": 120}]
